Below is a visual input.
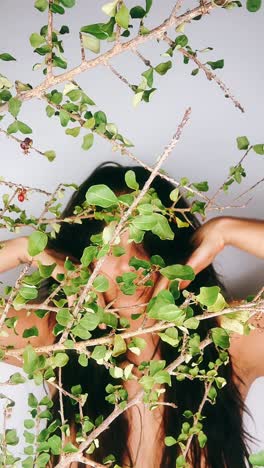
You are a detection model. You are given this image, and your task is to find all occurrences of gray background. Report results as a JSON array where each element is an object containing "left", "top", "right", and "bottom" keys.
[{"left": 0, "top": 0, "right": 263, "bottom": 455}]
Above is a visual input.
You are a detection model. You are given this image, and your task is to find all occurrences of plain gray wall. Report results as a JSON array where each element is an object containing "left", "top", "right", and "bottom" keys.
[{"left": 0, "top": 0, "right": 263, "bottom": 456}]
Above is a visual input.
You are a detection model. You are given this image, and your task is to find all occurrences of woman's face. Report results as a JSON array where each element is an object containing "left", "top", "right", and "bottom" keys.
[{"left": 92, "top": 229, "right": 157, "bottom": 310}]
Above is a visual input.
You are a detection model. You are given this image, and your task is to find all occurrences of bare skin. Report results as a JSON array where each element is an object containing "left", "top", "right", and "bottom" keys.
[{"left": 0, "top": 216, "right": 263, "bottom": 467}]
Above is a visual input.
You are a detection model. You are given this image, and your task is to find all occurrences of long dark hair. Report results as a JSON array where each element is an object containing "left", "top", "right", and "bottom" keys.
[{"left": 44, "top": 162, "right": 252, "bottom": 467}]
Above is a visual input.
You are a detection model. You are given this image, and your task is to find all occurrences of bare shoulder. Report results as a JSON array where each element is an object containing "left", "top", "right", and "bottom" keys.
[
  {"left": 225, "top": 300, "right": 264, "bottom": 397},
  {"left": 0, "top": 306, "right": 56, "bottom": 367}
]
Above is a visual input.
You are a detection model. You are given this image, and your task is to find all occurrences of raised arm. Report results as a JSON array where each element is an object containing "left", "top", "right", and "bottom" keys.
[
  {"left": 0, "top": 236, "right": 71, "bottom": 277},
  {"left": 0, "top": 237, "right": 72, "bottom": 363},
  {"left": 179, "top": 216, "right": 264, "bottom": 289},
  {"left": 0, "top": 236, "right": 29, "bottom": 273}
]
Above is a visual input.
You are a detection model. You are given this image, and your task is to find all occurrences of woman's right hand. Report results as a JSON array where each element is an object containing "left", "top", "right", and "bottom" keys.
[{"left": 180, "top": 216, "right": 264, "bottom": 289}]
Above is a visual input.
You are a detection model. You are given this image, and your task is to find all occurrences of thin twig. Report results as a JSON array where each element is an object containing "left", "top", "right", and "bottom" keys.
[
  {"left": 232, "top": 176, "right": 264, "bottom": 202},
  {"left": 163, "top": 34, "right": 245, "bottom": 113},
  {"left": 54, "top": 336, "right": 212, "bottom": 467},
  {"left": 0, "top": 2, "right": 215, "bottom": 114},
  {"left": 47, "top": 0, "right": 54, "bottom": 79}
]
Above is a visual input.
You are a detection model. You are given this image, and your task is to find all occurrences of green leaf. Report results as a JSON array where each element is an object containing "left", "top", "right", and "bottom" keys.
[
  {"left": 192, "top": 181, "right": 209, "bottom": 192},
  {"left": 151, "top": 214, "right": 174, "bottom": 240},
  {"left": 112, "top": 246, "right": 126, "bottom": 257},
  {"left": 207, "top": 59, "right": 224, "bottom": 70},
  {"left": 8, "top": 97, "right": 22, "bottom": 118},
  {"left": 53, "top": 56, "right": 67, "bottom": 69},
  {"left": 102, "top": 0, "right": 119, "bottom": 17},
  {"left": 196, "top": 286, "right": 220, "bottom": 307},
  {"left": 0, "top": 53, "right": 16, "bottom": 61},
  {"left": 24, "top": 419, "right": 35, "bottom": 429},
  {"left": 211, "top": 327, "right": 230, "bottom": 349},
  {"left": 65, "top": 127, "right": 80, "bottom": 137},
  {"left": 44, "top": 150, "right": 56, "bottom": 161},
  {"left": 5, "top": 429, "right": 19, "bottom": 446},
  {"left": 28, "top": 392, "right": 38, "bottom": 407},
  {"left": 81, "top": 24, "right": 109, "bottom": 40},
  {"left": 236, "top": 136, "right": 250, "bottom": 150},
  {"left": 37, "top": 261, "right": 56, "bottom": 278},
  {"left": 160, "top": 264, "right": 195, "bottom": 281},
  {"left": 60, "top": 25, "right": 70, "bottom": 34},
  {"left": 158, "top": 327, "right": 179, "bottom": 347},
  {"left": 82, "top": 133, "right": 94, "bottom": 150},
  {"left": 63, "top": 442, "right": 78, "bottom": 453},
  {"left": 60, "top": 0, "right": 75, "bottom": 7},
  {"left": 30, "top": 33, "right": 45, "bottom": 48},
  {"left": 23, "top": 345, "right": 39, "bottom": 374},
  {"left": 17, "top": 121, "right": 32, "bottom": 134},
  {"left": 249, "top": 450, "right": 264, "bottom": 465},
  {"left": 125, "top": 170, "right": 139, "bottom": 190},
  {"left": 130, "top": 6, "right": 146, "bottom": 18},
  {"left": 165, "top": 436, "right": 176, "bottom": 446},
  {"left": 20, "top": 286, "right": 38, "bottom": 300},
  {"left": 142, "top": 68, "right": 154, "bottom": 87},
  {"left": 56, "top": 308, "right": 71, "bottom": 326},
  {"left": 35, "top": 453, "right": 50, "bottom": 466},
  {"left": 80, "top": 313, "right": 100, "bottom": 331},
  {"left": 71, "top": 323, "right": 91, "bottom": 340},
  {"left": 59, "top": 109, "right": 70, "bottom": 127},
  {"left": 78, "top": 353, "right": 88, "bottom": 366},
  {"left": 155, "top": 61, "right": 172, "bottom": 76},
  {"left": 190, "top": 201, "right": 206, "bottom": 215},
  {"left": 91, "top": 345, "right": 107, "bottom": 361},
  {"left": 191, "top": 68, "right": 199, "bottom": 76},
  {"left": 246, "top": 0, "right": 262, "bottom": 11},
  {"left": 149, "top": 360, "right": 165, "bottom": 376},
  {"left": 10, "top": 372, "right": 26, "bottom": 384},
  {"left": 132, "top": 214, "right": 157, "bottom": 230},
  {"left": 148, "top": 304, "right": 185, "bottom": 323},
  {"left": 0, "top": 89, "right": 12, "bottom": 101},
  {"left": 54, "top": 353, "right": 69, "bottom": 367},
  {"left": 85, "top": 184, "right": 118, "bottom": 207},
  {"left": 208, "top": 293, "right": 228, "bottom": 312},
  {"left": 175, "top": 34, "right": 188, "bottom": 48},
  {"left": 7, "top": 121, "right": 19, "bottom": 134},
  {"left": 82, "top": 34, "right": 100, "bottom": 53},
  {"left": 145, "top": 0, "right": 152, "bottom": 13},
  {"left": 253, "top": 144, "right": 264, "bottom": 155},
  {"left": 80, "top": 245, "right": 97, "bottom": 267},
  {"left": 27, "top": 231, "right": 48, "bottom": 257},
  {"left": 50, "top": 3, "right": 65, "bottom": 14},
  {"left": 48, "top": 434, "right": 62, "bottom": 455},
  {"left": 184, "top": 317, "right": 199, "bottom": 329},
  {"left": 23, "top": 326, "right": 39, "bottom": 338},
  {"left": 115, "top": 3, "right": 130, "bottom": 29},
  {"left": 112, "top": 335, "right": 127, "bottom": 357},
  {"left": 34, "top": 0, "right": 48, "bottom": 11},
  {"left": 93, "top": 275, "right": 109, "bottom": 292}
]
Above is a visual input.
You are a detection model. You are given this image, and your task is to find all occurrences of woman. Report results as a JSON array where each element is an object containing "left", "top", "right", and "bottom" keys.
[{"left": 0, "top": 162, "right": 263, "bottom": 468}]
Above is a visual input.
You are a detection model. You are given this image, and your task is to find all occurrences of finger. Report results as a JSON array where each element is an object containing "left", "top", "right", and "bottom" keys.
[
  {"left": 179, "top": 244, "right": 213, "bottom": 290},
  {"left": 152, "top": 274, "right": 170, "bottom": 296},
  {"left": 185, "top": 244, "right": 213, "bottom": 277}
]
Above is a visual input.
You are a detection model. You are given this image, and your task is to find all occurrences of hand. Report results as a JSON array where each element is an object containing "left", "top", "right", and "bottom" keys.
[{"left": 180, "top": 217, "right": 226, "bottom": 289}]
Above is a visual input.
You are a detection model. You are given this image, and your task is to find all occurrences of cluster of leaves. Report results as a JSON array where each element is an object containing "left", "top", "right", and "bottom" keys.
[
  {"left": 45, "top": 82, "right": 133, "bottom": 153},
  {"left": 30, "top": 23, "right": 70, "bottom": 74},
  {"left": 222, "top": 135, "right": 264, "bottom": 192},
  {"left": 0, "top": 170, "right": 256, "bottom": 466}
]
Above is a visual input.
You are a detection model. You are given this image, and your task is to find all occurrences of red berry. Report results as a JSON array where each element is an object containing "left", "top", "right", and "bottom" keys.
[
  {"left": 17, "top": 189, "right": 26, "bottom": 202},
  {"left": 20, "top": 142, "right": 27, "bottom": 150},
  {"left": 18, "top": 193, "right": 25, "bottom": 202}
]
